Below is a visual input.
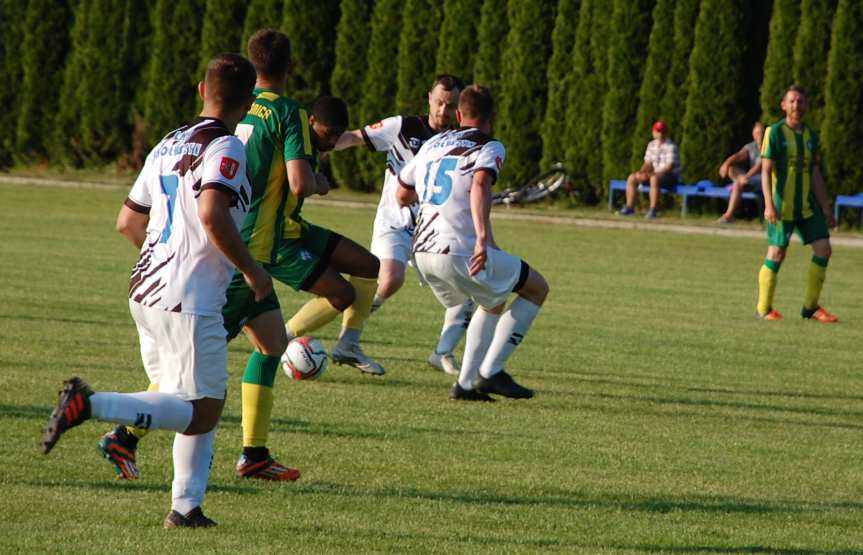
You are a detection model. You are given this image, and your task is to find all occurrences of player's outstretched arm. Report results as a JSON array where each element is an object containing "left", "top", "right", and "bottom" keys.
[
  {"left": 334, "top": 130, "right": 364, "bottom": 151},
  {"left": 198, "top": 188, "right": 273, "bottom": 301},
  {"left": 116, "top": 205, "right": 149, "bottom": 249}
]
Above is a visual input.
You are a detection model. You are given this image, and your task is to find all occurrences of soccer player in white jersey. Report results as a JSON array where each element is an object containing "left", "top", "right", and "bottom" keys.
[
  {"left": 396, "top": 85, "right": 549, "bottom": 401},
  {"left": 334, "top": 75, "right": 475, "bottom": 375},
  {"left": 41, "top": 54, "right": 270, "bottom": 528}
]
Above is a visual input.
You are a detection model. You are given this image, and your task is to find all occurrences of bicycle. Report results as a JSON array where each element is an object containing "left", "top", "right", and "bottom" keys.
[{"left": 492, "top": 163, "right": 583, "bottom": 206}]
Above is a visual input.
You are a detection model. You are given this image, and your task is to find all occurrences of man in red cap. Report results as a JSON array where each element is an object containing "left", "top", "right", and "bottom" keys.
[{"left": 619, "top": 120, "right": 680, "bottom": 219}]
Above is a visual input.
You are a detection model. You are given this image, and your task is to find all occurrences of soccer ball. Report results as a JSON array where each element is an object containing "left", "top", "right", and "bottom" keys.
[{"left": 281, "top": 336, "right": 328, "bottom": 381}]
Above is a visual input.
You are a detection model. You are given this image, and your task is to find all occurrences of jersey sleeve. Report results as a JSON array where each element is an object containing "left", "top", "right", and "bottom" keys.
[
  {"left": 761, "top": 126, "right": 779, "bottom": 160},
  {"left": 398, "top": 154, "right": 418, "bottom": 188},
  {"left": 361, "top": 116, "right": 402, "bottom": 152},
  {"left": 282, "top": 105, "right": 315, "bottom": 162},
  {"left": 473, "top": 141, "right": 506, "bottom": 183},
  {"left": 200, "top": 136, "right": 247, "bottom": 199},
  {"left": 126, "top": 151, "right": 154, "bottom": 213}
]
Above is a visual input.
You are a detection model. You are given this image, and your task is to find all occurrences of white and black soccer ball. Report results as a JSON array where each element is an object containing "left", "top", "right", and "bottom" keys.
[{"left": 281, "top": 336, "right": 328, "bottom": 381}]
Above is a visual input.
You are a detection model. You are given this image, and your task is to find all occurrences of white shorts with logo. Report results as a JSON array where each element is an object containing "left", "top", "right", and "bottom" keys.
[
  {"left": 414, "top": 249, "right": 524, "bottom": 310},
  {"left": 129, "top": 300, "right": 228, "bottom": 401}
]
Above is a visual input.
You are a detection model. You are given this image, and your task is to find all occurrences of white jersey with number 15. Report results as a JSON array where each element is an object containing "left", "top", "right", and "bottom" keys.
[{"left": 398, "top": 127, "right": 505, "bottom": 257}]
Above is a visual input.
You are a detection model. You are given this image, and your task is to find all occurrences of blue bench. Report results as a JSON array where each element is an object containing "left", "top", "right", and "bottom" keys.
[
  {"left": 607, "top": 179, "right": 683, "bottom": 212},
  {"left": 834, "top": 193, "right": 863, "bottom": 225},
  {"left": 678, "top": 180, "right": 763, "bottom": 219},
  {"left": 608, "top": 178, "right": 763, "bottom": 219}
]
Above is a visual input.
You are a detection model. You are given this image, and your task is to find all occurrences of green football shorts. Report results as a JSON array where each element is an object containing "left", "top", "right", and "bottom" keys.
[
  {"left": 766, "top": 212, "right": 829, "bottom": 248},
  {"left": 222, "top": 222, "right": 339, "bottom": 340}
]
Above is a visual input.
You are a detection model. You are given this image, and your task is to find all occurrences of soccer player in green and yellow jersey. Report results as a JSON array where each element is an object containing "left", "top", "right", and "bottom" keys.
[
  {"left": 757, "top": 85, "right": 838, "bottom": 323},
  {"left": 99, "top": 30, "right": 382, "bottom": 482}
]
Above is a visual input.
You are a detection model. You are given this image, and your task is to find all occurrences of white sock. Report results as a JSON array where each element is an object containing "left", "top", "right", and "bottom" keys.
[
  {"left": 435, "top": 300, "right": 474, "bottom": 355},
  {"left": 370, "top": 294, "right": 387, "bottom": 313},
  {"left": 90, "top": 392, "right": 192, "bottom": 432},
  {"left": 171, "top": 429, "right": 215, "bottom": 515},
  {"left": 458, "top": 308, "right": 500, "bottom": 389},
  {"left": 479, "top": 297, "right": 541, "bottom": 379}
]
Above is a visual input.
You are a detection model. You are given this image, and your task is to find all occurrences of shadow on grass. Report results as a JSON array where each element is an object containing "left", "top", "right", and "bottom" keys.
[
  {"left": 289, "top": 481, "right": 823, "bottom": 515},
  {"left": 587, "top": 391, "right": 863, "bottom": 422},
  {"left": 23, "top": 478, "right": 260, "bottom": 496},
  {"left": 556, "top": 370, "right": 863, "bottom": 405},
  {"left": 0, "top": 312, "right": 115, "bottom": 327},
  {"left": 616, "top": 544, "right": 863, "bottom": 555}
]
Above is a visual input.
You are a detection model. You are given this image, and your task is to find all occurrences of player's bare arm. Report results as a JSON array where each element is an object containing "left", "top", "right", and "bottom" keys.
[
  {"left": 396, "top": 179, "right": 417, "bottom": 206},
  {"left": 286, "top": 159, "right": 323, "bottom": 198},
  {"left": 333, "top": 129, "right": 364, "bottom": 151},
  {"left": 761, "top": 158, "right": 777, "bottom": 224},
  {"left": 810, "top": 157, "right": 835, "bottom": 228},
  {"left": 469, "top": 169, "right": 495, "bottom": 277},
  {"left": 198, "top": 188, "right": 273, "bottom": 301},
  {"left": 115, "top": 205, "right": 149, "bottom": 248}
]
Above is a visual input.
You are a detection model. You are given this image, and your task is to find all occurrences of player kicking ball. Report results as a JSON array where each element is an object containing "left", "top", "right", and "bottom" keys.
[
  {"left": 42, "top": 54, "right": 269, "bottom": 527},
  {"left": 97, "top": 30, "right": 381, "bottom": 484},
  {"left": 333, "top": 75, "right": 474, "bottom": 376},
  {"left": 396, "top": 85, "right": 549, "bottom": 401}
]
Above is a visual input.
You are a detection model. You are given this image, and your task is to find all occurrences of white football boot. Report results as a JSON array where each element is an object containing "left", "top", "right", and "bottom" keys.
[{"left": 428, "top": 351, "right": 460, "bottom": 375}]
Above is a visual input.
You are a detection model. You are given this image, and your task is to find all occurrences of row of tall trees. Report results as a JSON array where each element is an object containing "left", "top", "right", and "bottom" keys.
[{"left": 1, "top": 0, "right": 862, "bottom": 197}]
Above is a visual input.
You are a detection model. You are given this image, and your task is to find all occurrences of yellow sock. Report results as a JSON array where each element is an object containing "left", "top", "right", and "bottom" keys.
[
  {"left": 803, "top": 255, "right": 828, "bottom": 311},
  {"left": 126, "top": 382, "right": 160, "bottom": 439},
  {"left": 241, "top": 352, "right": 279, "bottom": 447},
  {"left": 342, "top": 276, "right": 378, "bottom": 331},
  {"left": 287, "top": 296, "right": 341, "bottom": 336},
  {"left": 242, "top": 384, "right": 274, "bottom": 448},
  {"left": 757, "top": 259, "right": 780, "bottom": 315}
]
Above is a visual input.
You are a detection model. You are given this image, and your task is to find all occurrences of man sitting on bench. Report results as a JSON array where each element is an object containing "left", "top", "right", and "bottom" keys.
[
  {"left": 716, "top": 121, "right": 764, "bottom": 224},
  {"left": 619, "top": 120, "right": 681, "bottom": 219}
]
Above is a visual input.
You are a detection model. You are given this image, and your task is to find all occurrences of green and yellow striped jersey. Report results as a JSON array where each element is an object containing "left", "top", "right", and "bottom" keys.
[
  {"left": 235, "top": 88, "right": 318, "bottom": 263},
  {"left": 761, "top": 120, "right": 820, "bottom": 221}
]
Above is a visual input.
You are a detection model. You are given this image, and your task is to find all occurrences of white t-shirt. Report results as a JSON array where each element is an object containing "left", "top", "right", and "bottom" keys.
[
  {"left": 125, "top": 117, "right": 251, "bottom": 316},
  {"left": 398, "top": 127, "right": 505, "bottom": 257},
  {"left": 362, "top": 115, "right": 438, "bottom": 234}
]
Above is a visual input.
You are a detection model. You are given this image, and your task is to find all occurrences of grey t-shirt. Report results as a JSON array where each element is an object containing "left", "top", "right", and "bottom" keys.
[{"left": 743, "top": 141, "right": 761, "bottom": 169}]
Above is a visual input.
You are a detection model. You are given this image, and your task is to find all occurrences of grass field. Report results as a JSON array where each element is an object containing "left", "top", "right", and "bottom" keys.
[{"left": 1, "top": 183, "right": 862, "bottom": 554}]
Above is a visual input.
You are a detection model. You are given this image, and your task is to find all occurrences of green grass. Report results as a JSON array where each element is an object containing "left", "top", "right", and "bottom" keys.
[{"left": 1, "top": 182, "right": 862, "bottom": 554}]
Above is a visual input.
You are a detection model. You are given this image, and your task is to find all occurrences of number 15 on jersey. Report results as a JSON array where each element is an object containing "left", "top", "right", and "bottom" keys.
[{"left": 421, "top": 157, "right": 458, "bottom": 206}]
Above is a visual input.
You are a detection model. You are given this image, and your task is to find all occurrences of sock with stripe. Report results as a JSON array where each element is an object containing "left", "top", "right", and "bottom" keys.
[
  {"left": 90, "top": 391, "right": 193, "bottom": 432},
  {"left": 458, "top": 308, "right": 500, "bottom": 390},
  {"left": 125, "top": 382, "right": 160, "bottom": 440},
  {"left": 802, "top": 255, "right": 829, "bottom": 314},
  {"left": 171, "top": 429, "right": 215, "bottom": 515},
  {"left": 434, "top": 301, "right": 474, "bottom": 355},
  {"left": 241, "top": 352, "right": 279, "bottom": 449},
  {"left": 756, "top": 258, "right": 781, "bottom": 315},
  {"left": 479, "top": 297, "right": 541, "bottom": 379},
  {"left": 287, "top": 297, "right": 341, "bottom": 336}
]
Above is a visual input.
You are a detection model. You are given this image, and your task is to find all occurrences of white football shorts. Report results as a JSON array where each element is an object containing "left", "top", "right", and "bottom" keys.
[
  {"left": 129, "top": 300, "right": 228, "bottom": 401},
  {"left": 370, "top": 226, "right": 412, "bottom": 264},
  {"left": 414, "top": 248, "right": 526, "bottom": 310}
]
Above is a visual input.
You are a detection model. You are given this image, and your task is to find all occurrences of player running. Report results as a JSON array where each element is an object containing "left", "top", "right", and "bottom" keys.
[
  {"left": 756, "top": 85, "right": 838, "bottom": 323},
  {"left": 42, "top": 54, "right": 267, "bottom": 527},
  {"left": 99, "top": 30, "right": 380, "bottom": 483},
  {"left": 333, "top": 75, "right": 474, "bottom": 376},
  {"left": 396, "top": 85, "right": 549, "bottom": 401}
]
